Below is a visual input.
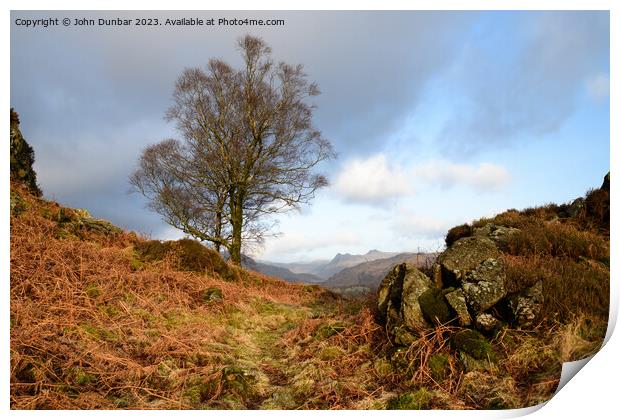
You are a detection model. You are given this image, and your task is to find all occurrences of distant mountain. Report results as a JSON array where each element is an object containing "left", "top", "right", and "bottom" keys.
[
  {"left": 261, "top": 249, "right": 407, "bottom": 281},
  {"left": 266, "top": 259, "right": 330, "bottom": 277},
  {"left": 324, "top": 252, "right": 438, "bottom": 290},
  {"left": 315, "top": 250, "right": 401, "bottom": 279},
  {"left": 242, "top": 256, "right": 323, "bottom": 284}
]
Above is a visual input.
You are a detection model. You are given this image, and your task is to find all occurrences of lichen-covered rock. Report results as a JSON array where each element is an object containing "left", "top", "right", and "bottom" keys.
[
  {"left": 462, "top": 258, "right": 507, "bottom": 314},
  {"left": 473, "top": 223, "right": 520, "bottom": 247},
  {"left": 445, "top": 288, "right": 471, "bottom": 326},
  {"left": 475, "top": 313, "right": 501, "bottom": 332},
  {"left": 377, "top": 263, "right": 431, "bottom": 336},
  {"left": 400, "top": 266, "right": 432, "bottom": 331},
  {"left": 510, "top": 281, "right": 543, "bottom": 327},
  {"left": 438, "top": 236, "right": 499, "bottom": 284},
  {"left": 418, "top": 288, "right": 452, "bottom": 325},
  {"left": 377, "top": 263, "right": 407, "bottom": 323}
]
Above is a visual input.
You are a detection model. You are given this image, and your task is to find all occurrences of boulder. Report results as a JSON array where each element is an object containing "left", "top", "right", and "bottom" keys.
[
  {"left": 377, "top": 263, "right": 407, "bottom": 322},
  {"left": 510, "top": 280, "right": 543, "bottom": 327},
  {"left": 438, "top": 236, "right": 499, "bottom": 285},
  {"left": 445, "top": 288, "right": 472, "bottom": 326},
  {"left": 418, "top": 288, "right": 452, "bottom": 325},
  {"left": 400, "top": 266, "right": 432, "bottom": 331},
  {"left": 475, "top": 313, "right": 501, "bottom": 332},
  {"left": 377, "top": 263, "right": 431, "bottom": 335},
  {"left": 473, "top": 223, "right": 520, "bottom": 247},
  {"left": 462, "top": 258, "right": 507, "bottom": 314}
]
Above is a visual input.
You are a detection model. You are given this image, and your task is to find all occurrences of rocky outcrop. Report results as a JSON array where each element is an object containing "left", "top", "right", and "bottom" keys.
[
  {"left": 10, "top": 109, "right": 41, "bottom": 196},
  {"left": 377, "top": 222, "right": 541, "bottom": 350}
]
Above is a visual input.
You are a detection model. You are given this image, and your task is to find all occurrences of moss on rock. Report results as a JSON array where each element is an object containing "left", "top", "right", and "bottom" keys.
[
  {"left": 452, "top": 330, "right": 496, "bottom": 361},
  {"left": 418, "top": 288, "right": 452, "bottom": 325},
  {"left": 428, "top": 353, "right": 450, "bottom": 382}
]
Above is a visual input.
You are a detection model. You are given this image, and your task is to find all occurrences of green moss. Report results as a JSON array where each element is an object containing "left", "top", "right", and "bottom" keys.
[
  {"left": 79, "top": 323, "right": 118, "bottom": 341},
  {"left": 428, "top": 353, "right": 450, "bottom": 382},
  {"left": 418, "top": 288, "right": 452, "bottom": 325},
  {"left": 318, "top": 345, "right": 345, "bottom": 361},
  {"left": 387, "top": 388, "right": 433, "bottom": 410},
  {"left": 72, "top": 368, "right": 97, "bottom": 386},
  {"left": 10, "top": 190, "right": 27, "bottom": 216},
  {"left": 314, "top": 322, "right": 347, "bottom": 339},
  {"left": 85, "top": 284, "right": 101, "bottom": 299},
  {"left": 373, "top": 359, "right": 393, "bottom": 376},
  {"left": 452, "top": 330, "right": 496, "bottom": 361},
  {"left": 97, "top": 304, "right": 119, "bottom": 317}
]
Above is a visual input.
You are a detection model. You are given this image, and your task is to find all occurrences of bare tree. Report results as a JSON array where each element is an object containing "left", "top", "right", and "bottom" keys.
[{"left": 130, "top": 35, "right": 335, "bottom": 264}]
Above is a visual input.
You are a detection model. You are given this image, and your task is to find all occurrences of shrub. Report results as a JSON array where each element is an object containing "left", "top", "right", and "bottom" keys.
[
  {"left": 134, "top": 239, "right": 236, "bottom": 280},
  {"left": 445, "top": 224, "right": 473, "bottom": 247}
]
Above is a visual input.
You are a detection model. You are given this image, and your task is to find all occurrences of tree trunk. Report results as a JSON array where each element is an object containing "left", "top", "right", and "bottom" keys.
[
  {"left": 214, "top": 208, "right": 223, "bottom": 254},
  {"left": 229, "top": 190, "right": 244, "bottom": 265}
]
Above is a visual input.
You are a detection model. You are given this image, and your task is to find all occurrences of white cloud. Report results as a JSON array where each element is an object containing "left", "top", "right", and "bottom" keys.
[
  {"left": 257, "top": 231, "right": 361, "bottom": 260},
  {"left": 332, "top": 154, "right": 412, "bottom": 204},
  {"left": 414, "top": 160, "right": 511, "bottom": 192},
  {"left": 393, "top": 211, "right": 451, "bottom": 240},
  {"left": 586, "top": 73, "right": 609, "bottom": 101}
]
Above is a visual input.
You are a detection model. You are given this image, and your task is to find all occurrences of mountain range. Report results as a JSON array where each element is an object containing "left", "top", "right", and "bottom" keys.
[{"left": 246, "top": 250, "right": 438, "bottom": 291}]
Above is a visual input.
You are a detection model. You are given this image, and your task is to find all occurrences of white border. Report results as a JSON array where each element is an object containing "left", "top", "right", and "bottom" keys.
[{"left": 3, "top": 1, "right": 617, "bottom": 419}]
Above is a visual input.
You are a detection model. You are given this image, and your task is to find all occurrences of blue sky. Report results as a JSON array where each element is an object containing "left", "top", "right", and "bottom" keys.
[{"left": 10, "top": 11, "right": 609, "bottom": 262}]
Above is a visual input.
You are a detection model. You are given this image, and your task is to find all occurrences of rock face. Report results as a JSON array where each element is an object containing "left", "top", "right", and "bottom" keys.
[
  {"left": 462, "top": 258, "right": 506, "bottom": 313},
  {"left": 10, "top": 109, "right": 41, "bottom": 196},
  {"left": 377, "top": 263, "right": 431, "bottom": 341}
]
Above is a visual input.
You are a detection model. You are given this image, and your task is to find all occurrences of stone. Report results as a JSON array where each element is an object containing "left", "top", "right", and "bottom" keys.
[
  {"left": 393, "top": 325, "right": 416, "bottom": 346},
  {"left": 202, "top": 287, "right": 223, "bottom": 303},
  {"left": 377, "top": 263, "right": 407, "bottom": 322},
  {"left": 400, "top": 266, "right": 432, "bottom": 331},
  {"left": 445, "top": 288, "right": 472, "bottom": 326},
  {"left": 510, "top": 280, "right": 543, "bottom": 327},
  {"left": 462, "top": 258, "right": 507, "bottom": 314},
  {"left": 431, "top": 263, "right": 442, "bottom": 288},
  {"left": 474, "top": 223, "right": 520, "bottom": 247},
  {"left": 566, "top": 197, "right": 585, "bottom": 218},
  {"left": 438, "top": 236, "right": 499, "bottom": 285},
  {"left": 601, "top": 172, "right": 610, "bottom": 192},
  {"left": 475, "top": 313, "right": 500, "bottom": 332},
  {"left": 418, "top": 288, "right": 452, "bottom": 325}
]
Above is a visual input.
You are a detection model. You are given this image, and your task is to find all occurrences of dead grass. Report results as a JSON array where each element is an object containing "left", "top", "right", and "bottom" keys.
[
  {"left": 10, "top": 181, "right": 610, "bottom": 410},
  {"left": 10, "top": 184, "right": 319, "bottom": 409}
]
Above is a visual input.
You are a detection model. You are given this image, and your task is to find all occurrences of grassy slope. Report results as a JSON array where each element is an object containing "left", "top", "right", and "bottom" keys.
[{"left": 10, "top": 183, "right": 608, "bottom": 409}]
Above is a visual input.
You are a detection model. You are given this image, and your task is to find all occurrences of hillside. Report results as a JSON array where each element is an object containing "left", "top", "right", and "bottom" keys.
[
  {"left": 9, "top": 110, "right": 610, "bottom": 409},
  {"left": 10, "top": 182, "right": 386, "bottom": 409},
  {"left": 10, "top": 176, "right": 609, "bottom": 409},
  {"left": 325, "top": 252, "right": 438, "bottom": 290}
]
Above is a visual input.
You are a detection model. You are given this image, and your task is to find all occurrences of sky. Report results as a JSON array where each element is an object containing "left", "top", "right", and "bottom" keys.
[{"left": 10, "top": 10, "right": 610, "bottom": 263}]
